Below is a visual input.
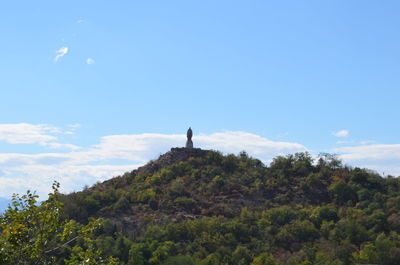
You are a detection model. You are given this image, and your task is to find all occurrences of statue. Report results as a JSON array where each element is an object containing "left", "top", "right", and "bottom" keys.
[{"left": 186, "top": 127, "right": 193, "bottom": 148}]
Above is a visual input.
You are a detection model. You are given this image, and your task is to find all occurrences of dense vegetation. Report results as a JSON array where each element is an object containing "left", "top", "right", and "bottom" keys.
[{"left": 3, "top": 148, "right": 400, "bottom": 264}]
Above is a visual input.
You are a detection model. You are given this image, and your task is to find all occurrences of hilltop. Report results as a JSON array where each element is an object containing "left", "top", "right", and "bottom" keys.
[{"left": 59, "top": 148, "right": 400, "bottom": 265}]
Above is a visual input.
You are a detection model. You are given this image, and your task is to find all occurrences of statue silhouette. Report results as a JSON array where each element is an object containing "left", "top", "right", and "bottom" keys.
[{"left": 186, "top": 127, "right": 193, "bottom": 148}]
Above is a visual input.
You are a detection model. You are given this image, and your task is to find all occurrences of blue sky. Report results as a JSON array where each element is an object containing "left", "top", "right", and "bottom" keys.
[{"left": 1, "top": 1, "right": 400, "bottom": 198}]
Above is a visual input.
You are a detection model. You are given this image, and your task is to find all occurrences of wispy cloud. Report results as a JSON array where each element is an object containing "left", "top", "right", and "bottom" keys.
[
  {"left": 0, "top": 123, "right": 58, "bottom": 144},
  {"left": 333, "top": 129, "right": 349, "bottom": 138},
  {"left": 86, "top": 58, "right": 95, "bottom": 65},
  {"left": 54, "top": 47, "right": 69, "bottom": 62},
  {"left": 0, "top": 123, "right": 78, "bottom": 149},
  {"left": 334, "top": 144, "right": 400, "bottom": 161},
  {"left": 66, "top": 123, "right": 81, "bottom": 135}
]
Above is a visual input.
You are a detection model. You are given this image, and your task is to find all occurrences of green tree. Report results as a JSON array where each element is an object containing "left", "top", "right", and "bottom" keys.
[
  {"left": 232, "top": 245, "right": 252, "bottom": 265},
  {"left": 251, "top": 253, "right": 275, "bottom": 265},
  {"left": 0, "top": 182, "right": 119, "bottom": 265},
  {"left": 128, "top": 243, "right": 146, "bottom": 265},
  {"left": 328, "top": 180, "right": 357, "bottom": 205}
]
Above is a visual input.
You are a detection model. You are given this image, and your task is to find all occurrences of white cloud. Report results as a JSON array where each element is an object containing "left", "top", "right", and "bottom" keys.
[
  {"left": 0, "top": 130, "right": 306, "bottom": 198},
  {"left": 0, "top": 123, "right": 78, "bottom": 150},
  {"left": 333, "top": 130, "right": 349, "bottom": 138},
  {"left": 45, "top": 142, "right": 81, "bottom": 150},
  {"left": 333, "top": 143, "right": 400, "bottom": 176},
  {"left": 0, "top": 123, "right": 58, "bottom": 144},
  {"left": 54, "top": 47, "right": 69, "bottom": 62},
  {"left": 0, "top": 164, "right": 140, "bottom": 199},
  {"left": 334, "top": 144, "right": 400, "bottom": 161},
  {"left": 86, "top": 58, "right": 95, "bottom": 65}
]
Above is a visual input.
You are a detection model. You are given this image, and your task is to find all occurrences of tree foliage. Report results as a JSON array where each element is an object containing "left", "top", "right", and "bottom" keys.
[{"left": 0, "top": 182, "right": 119, "bottom": 265}]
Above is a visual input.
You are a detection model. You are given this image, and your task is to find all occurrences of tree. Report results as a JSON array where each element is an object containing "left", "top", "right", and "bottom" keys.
[
  {"left": 128, "top": 243, "right": 146, "bottom": 265},
  {"left": 328, "top": 180, "right": 357, "bottom": 205},
  {"left": 0, "top": 182, "right": 119, "bottom": 264},
  {"left": 232, "top": 245, "right": 252, "bottom": 265},
  {"left": 317, "top": 153, "right": 342, "bottom": 169},
  {"left": 251, "top": 253, "right": 275, "bottom": 265}
]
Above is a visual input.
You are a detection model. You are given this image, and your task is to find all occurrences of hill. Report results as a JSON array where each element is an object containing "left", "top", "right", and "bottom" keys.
[{"left": 60, "top": 148, "right": 400, "bottom": 265}]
